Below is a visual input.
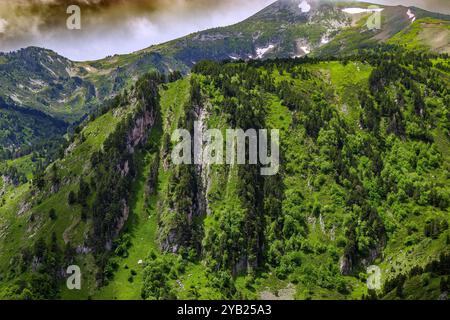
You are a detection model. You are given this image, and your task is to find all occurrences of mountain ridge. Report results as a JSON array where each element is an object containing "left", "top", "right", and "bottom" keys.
[
  {"left": 1, "top": 45, "right": 449, "bottom": 300},
  {"left": 1, "top": 1, "right": 448, "bottom": 127},
  {"left": 0, "top": 0, "right": 449, "bottom": 300}
]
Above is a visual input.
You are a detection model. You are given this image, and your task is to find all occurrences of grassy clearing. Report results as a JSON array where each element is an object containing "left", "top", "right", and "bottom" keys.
[
  {"left": 388, "top": 18, "right": 450, "bottom": 53},
  {"left": 308, "top": 61, "right": 372, "bottom": 124},
  {"left": 265, "top": 94, "right": 292, "bottom": 133},
  {"left": 0, "top": 183, "right": 30, "bottom": 271}
]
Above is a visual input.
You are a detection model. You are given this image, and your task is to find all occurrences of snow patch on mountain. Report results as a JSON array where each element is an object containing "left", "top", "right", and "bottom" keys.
[
  {"left": 256, "top": 44, "right": 275, "bottom": 59},
  {"left": 10, "top": 94, "right": 22, "bottom": 105},
  {"left": 407, "top": 9, "right": 416, "bottom": 22},
  {"left": 300, "top": 46, "right": 310, "bottom": 54},
  {"left": 293, "top": 45, "right": 311, "bottom": 58},
  {"left": 298, "top": 0, "right": 311, "bottom": 13},
  {"left": 321, "top": 35, "right": 330, "bottom": 44}
]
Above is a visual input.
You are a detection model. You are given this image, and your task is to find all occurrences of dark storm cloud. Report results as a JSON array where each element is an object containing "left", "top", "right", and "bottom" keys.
[
  {"left": 0, "top": 0, "right": 277, "bottom": 59},
  {"left": 0, "top": 0, "right": 222, "bottom": 36}
]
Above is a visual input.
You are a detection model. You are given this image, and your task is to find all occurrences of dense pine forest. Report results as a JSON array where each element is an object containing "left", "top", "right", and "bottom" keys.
[{"left": 0, "top": 42, "right": 448, "bottom": 300}]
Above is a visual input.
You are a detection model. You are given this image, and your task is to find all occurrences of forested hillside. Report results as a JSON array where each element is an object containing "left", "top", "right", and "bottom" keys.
[
  {"left": 1, "top": 1, "right": 449, "bottom": 164},
  {"left": 0, "top": 42, "right": 448, "bottom": 300}
]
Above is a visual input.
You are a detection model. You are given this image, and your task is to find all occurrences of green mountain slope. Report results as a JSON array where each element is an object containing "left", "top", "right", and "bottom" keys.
[
  {"left": 96, "top": 1, "right": 450, "bottom": 67},
  {"left": 316, "top": 4, "right": 450, "bottom": 56},
  {"left": 1, "top": 43, "right": 448, "bottom": 300},
  {"left": 387, "top": 18, "right": 450, "bottom": 54},
  {"left": 0, "top": 0, "right": 449, "bottom": 301},
  {"left": 0, "top": 100, "right": 67, "bottom": 160},
  {"left": 0, "top": 71, "right": 164, "bottom": 299}
]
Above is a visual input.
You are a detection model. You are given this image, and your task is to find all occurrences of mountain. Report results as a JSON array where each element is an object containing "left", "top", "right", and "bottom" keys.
[
  {"left": 1, "top": 45, "right": 449, "bottom": 300},
  {"left": 0, "top": 0, "right": 449, "bottom": 300},
  {"left": 0, "top": 47, "right": 96, "bottom": 122},
  {"left": 1, "top": 1, "right": 449, "bottom": 159},
  {"left": 317, "top": 4, "right": 450, "bottom": 56},
  {"left": 99, "top": 0, "right": 450, "bottom": 65},
  {"left": 3, "top": 1, "right": 449, "bottom": 119}
]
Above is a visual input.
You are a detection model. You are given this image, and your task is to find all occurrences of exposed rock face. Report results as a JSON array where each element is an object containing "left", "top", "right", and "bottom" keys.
[
  {"left": 361, "top": 245, "right": 384, "bottom": 268},
  {"left": 160, "top": 225, "right": 184, "bottom": 254},
  {"left": 31, "top": 256, "right": 41, "bottom": 273},
  {"left": 111, "top": 106, "right": 156, "bottom": 241},
  {"left": 76, "top": 246, "right": 92, "bottom": 255},
  {"left": 17, "top": 201, "right": 31, "bottom": 216},
  {"left": 340, "top": 236, "right": 386, "bottom": 275},
  {"left": 50, "top": 183, "right": 60, "bottom": 194},
  {"left": 0, "top": 176, "right": 6, "bottom": 196},
  {"left": 65, "top": 141, "right": 77, "bottom": 156},
  {"left": 158, "top": 103, "right": 210, "bottom": 254},
  {"left": 159, "top": 192, "right": 197, "bottom": 254},
  {"left": 145, "top": 156, "right": 160, "bottom": 196},
  {"left": 101, "top": 97, "right": 158, "bottom": 251},
  {"left": 193, "top": 104, "right": 210, "bottom": 218},
  {"left": 194, "top": 33, "right": 228, "bottom": 41},
  {"left": 2, "top": 175, "right": 15, "bottom": 187},
  {"left": 234, "top": 256, "right": 248, "bottom": 276},
  {"left": 118, "top": 160, "right": 130, "bottom": 177},
  {"left": 340, "top": 255, "right": 353, "bottom": 275},
  {"left": 114, "top": 199, "right": 129, "bottom": 239},
  {"left": 439, "top": 292, "right": 449, "bottom": 300}
]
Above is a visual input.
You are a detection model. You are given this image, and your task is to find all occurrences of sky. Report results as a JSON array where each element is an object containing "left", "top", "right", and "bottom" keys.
[{"left": 0, "top": 0, "right": 448, "bottom": 61}]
